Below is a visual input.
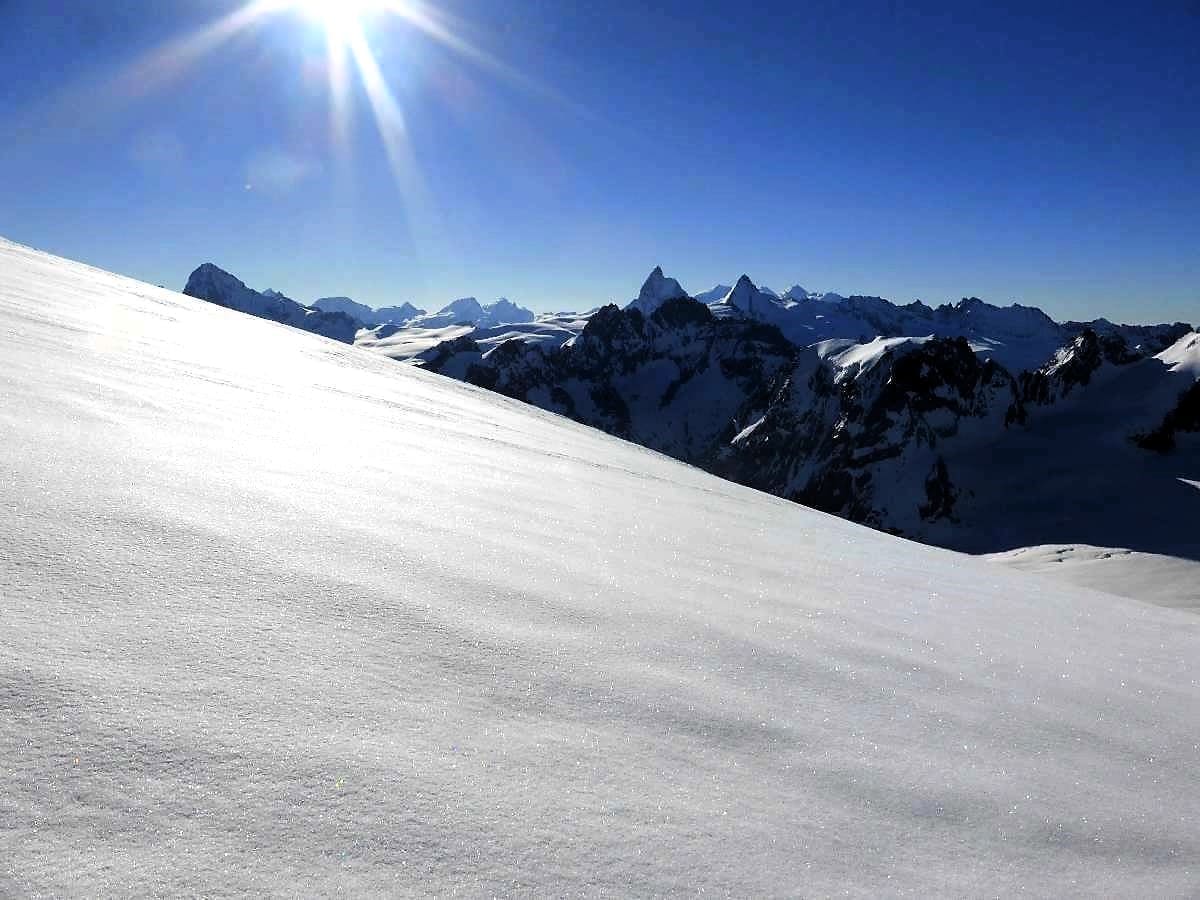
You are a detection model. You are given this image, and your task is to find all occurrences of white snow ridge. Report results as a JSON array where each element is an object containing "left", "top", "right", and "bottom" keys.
[{"left": 2, "top": 238, "right": 1199, "bottom": 896}]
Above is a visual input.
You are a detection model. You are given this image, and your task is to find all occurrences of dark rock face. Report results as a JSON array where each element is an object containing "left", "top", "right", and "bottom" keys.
[
  {"left": 427, "top": 310, "right": 1032, "bottom": 535},
  {"left": 1019, "top": 329, "right": 1140, "bottom": 406},
  {"left": 920, "top": 457, "right": 959, "bottom": 522},
  {"left": 423, "top": 302, "right": 1196, "bottom": 538},
  {"left": 425, "top": 297, "right": 798, "bottom": 460},
  {"left": 718, "top": 337, "right": 1022, "bottom": 531},
  {"left": 1135, "top": 381, "right": 1200, "bottom": 453},
  {"left": 653, "top": 295, "right": 714, "bottom": 330},
  {"left": 1064, "top": 319, "right": 1193, "bottom": 357}
]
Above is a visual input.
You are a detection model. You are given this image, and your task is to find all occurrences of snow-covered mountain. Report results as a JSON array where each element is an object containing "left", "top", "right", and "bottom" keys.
[
  {"left": 185, "top": 263, "right": 536, "bottom": 341},
  {"left": 699, "top": 283, "right": 843, "bottom": 304},
  {"left": 403, "top": 295, "right": 537, "bottom": 330},
  {"left": 7, "top": 238, "right": 1200, "bottom": 895},
  {"left": 420, "top": 271, "right": 1199, "bottom": 602},
  {"left": 358, "top": 314, "right": 589, "bottom": 364},
  {"left": 183, "top": 263, "right": 361, "bottom": 343},
  {"left": 692, "top": 283, "right": 731, "bottom": 304},
  {"left": 625, "top": 265, "right": 688, "bottom": 315},
  {"left": 177, "top": 260, "right": 1197, "bottom": 602},
  {"left": 697, "top": 272, "right": 1185, "bottom": 372},
  {"left": 426, "top": 296, "right": 797, "bottom": 461},
  {"left": 313, "top": 295, "right": 426, "bottom": 326},
  {"left": 716, "top": 273, "right": 791, "bottom": 319}
]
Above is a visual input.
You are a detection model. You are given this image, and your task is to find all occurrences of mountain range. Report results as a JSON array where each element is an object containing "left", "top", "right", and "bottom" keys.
[
  {"left": 184, "top": 264, "right": 536, "bottom": 341},
  {"left": 182, "top": 261, "right": 1200, "bottom": 604}
]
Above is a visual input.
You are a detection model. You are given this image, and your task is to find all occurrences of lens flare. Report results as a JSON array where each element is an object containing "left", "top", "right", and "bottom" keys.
[
  {"left": 16, "top": 0, "right": 580, "bottom": 257},
  {"left": 290, "top": 0, "right": 383, "bottom": 38}
]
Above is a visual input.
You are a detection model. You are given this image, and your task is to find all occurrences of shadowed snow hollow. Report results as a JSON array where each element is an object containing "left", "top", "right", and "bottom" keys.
[{"left": 2, "top": 238, "right": 1199, "bottom": 897}]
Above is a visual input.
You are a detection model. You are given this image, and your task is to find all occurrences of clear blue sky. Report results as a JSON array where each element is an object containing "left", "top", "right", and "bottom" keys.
[{"left": 2, "top": 0, "right": 1197, "bottom": 321}]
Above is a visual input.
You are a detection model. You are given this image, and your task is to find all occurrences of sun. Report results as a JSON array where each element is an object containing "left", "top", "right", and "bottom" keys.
[
  {"left": 291, "top": 0, "right": 383, "bottom": 37},
  {"left": 92, "top": 0, "right": 552, "bottom": 222}
]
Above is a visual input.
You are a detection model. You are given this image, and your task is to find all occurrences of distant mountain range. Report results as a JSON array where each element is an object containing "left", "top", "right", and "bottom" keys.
[
  {"left": 184, "top": 264, "right": 536, "bottom": 342},
  {"left": 185, "top": 263, "right": 362, "bottom": 343},
  {"left": 311, "top": 295, "right": 425, "bottom": 327},
  {"left": 182, "top": 261, "right": 1200, "bottom": 597}
]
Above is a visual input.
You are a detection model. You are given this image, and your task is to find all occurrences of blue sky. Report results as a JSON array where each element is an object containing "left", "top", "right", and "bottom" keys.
[{"left": 2, "top": 0, "right": 1197, "bottom": 321}]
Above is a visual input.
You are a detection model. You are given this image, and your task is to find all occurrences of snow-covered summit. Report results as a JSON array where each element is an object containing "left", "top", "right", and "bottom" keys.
[
  {"left": 436, "top": 296, "right": 486, "bottom": 322},
  {"left": 375, "top": 302, "right": 426, "bottom": 323},
  {"left": 627, "top": 265, "right": 688, "bottom": 315},
  {"left": 1158, "top": 329, "right": 1200, "bottom": 372},
  {"left": 414, "top": 295, "right": 536, "bottom": 329},
  {"left": 486, "top": 297, "right": 531, "bottom": 324},
  {"left": 313, "top": 296, "right": 425, "bottom": 327},
  {"left": 693, "top": 283, "right": 732, "bottom": 304},
  {"left": 716, "top": 274, "right": 777, "bottom": 315}
]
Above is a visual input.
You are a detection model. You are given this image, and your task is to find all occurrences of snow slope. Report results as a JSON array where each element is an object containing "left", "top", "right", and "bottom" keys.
[
  {"left": 2, "top": 239, "right": 1200, "bottom": 896},
  {"left": 987, "top": 544, "right": 1200, "bottom": 611},
  {"left": 354, "top": 322, "right": 478, "bottom": 360}
]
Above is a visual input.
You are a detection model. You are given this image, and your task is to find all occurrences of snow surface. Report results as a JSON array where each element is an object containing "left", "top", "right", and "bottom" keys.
[
  {"left": 357, "top": 316, "right": 585, "bottom": 363},
  {"left": 826, "top": 335, "right": 933, "bottom": 378},
  {"left": 1157, "top": 329, "right": 1200, "bottom": 375},
  {"left": 3, "top": 238, "right": 1200, "bottom": 896},
  {"left": 987, "top": 545, "right": 1200, "bottom": 611},
  {"left": 354, "top": 323, "right": 478, "bottom": 360}
]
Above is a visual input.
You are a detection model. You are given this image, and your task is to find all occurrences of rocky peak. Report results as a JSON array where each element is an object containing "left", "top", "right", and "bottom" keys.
[
  {"left": 182, "top": 263, "right": 360, "bottom": 343},
  {"left": 438, "top": 297, "right": 486, "bottom": 322},
  {"left": 629, "top": 266, "right": 688, "bottom": 315},
  {"left": 184, "top": 263, "right": 249, "bottom": 307},
  {"left": 483, "top": 298, "right": 536, "bottom": 325},
  {"left": 719, "top": 275, "right": 763, "bottom": 314}
]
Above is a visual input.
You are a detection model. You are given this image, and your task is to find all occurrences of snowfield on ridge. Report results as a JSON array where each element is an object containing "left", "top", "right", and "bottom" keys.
[{"left": 2, "top": 239, "right": 1199, "bottom": 896}]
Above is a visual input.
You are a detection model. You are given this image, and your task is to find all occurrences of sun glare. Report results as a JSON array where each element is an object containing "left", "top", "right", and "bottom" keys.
[
  {"left": 291, "top": 0, "right": 381, "bottom": 37},
  {"left": 77, "top": 0, "right": 564, "bottom": 239}
]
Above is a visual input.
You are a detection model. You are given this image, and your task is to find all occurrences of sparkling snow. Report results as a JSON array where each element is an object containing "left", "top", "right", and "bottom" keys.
[{"left": 2, "top": 239, "right": 1199, "bottom": 896}]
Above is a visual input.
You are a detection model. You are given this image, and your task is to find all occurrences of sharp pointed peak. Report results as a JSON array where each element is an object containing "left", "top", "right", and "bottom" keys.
[{"left": 630, "top": 266, "right": 688, "bottom": 312}]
